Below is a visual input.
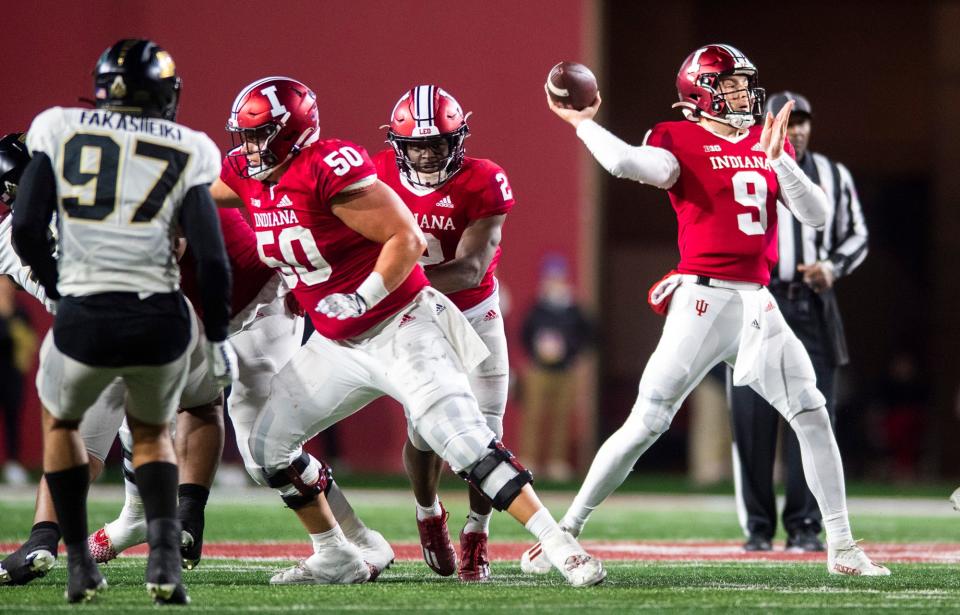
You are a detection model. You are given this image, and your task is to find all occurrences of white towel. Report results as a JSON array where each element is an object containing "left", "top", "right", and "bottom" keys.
[{"left": 424, "top": 288, "right": 490, "bottom": 373}]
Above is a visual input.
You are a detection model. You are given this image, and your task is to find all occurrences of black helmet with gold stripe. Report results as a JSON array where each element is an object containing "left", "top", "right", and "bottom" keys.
[{"left": 93, "top": 39, "right": 181, "bottom": 121}]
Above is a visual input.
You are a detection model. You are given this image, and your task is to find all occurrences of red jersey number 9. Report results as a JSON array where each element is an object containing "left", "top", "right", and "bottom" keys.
[{"left": 733, "top": 170, "right": 768, "bottom": 236}]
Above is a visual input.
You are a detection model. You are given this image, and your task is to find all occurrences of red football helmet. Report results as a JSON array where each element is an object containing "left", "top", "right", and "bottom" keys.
[
  {"left": 226, "top": 76, "right": 319, "bottom": 180},
  {"left": 672, "top": 44, "right": 765, "bottom": 129},
  {"left": 386, "top": 85, "right": 469, "bottom": 187}
]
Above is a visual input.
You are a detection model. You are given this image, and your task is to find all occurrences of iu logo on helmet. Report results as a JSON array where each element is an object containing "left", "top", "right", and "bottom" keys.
[
  {"left": 695, "top": 299, "right": 709, "bottom": 316},
  {"left": 261, "top": 85, "right": 288, "bottom": 117}
]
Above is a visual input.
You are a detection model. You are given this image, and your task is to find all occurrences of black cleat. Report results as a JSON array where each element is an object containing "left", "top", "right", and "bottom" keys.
[
  {"left": 179, "top": 516, "right": 204, "bottom": 570},
  {"left": 743, "top": 534, "right": 773, "bottom": 552},
  {"left": 148, "top": 578, "right": 191, "bottom": 605},
  {"left": 65, "top": 552, "right": 107, "bottom": 603},
  {"left": 146, "top": 519, "right": 190, "bottom": 605},
  {"left": 786, "top": 528, "right": 825, "bottom": 553},
  {"left": 1, "top": 523, "right": 61, "bottom": 586},
  {"left": 0, "top": 548, "right": 57, "bottom": 585}
]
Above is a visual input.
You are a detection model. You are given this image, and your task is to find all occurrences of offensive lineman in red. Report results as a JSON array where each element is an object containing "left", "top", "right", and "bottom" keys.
[
  {"left": 373, "top": 85, "right": 514, "bottom": 581},
  {"left": 212, "top": 77, "right": 604, "bottom": 587},
  {"left": 521, "top": 45, "right": 890, "bottom": 577}
]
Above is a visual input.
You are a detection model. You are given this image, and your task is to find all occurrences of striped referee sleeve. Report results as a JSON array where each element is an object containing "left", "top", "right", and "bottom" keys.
[{"left": 828, "top": 162, "right": 868, "bottom": 277}]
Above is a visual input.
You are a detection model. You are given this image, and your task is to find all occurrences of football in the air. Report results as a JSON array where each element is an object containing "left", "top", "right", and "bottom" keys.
[{"left": 546, "top": 61, "right": 598, "bottom": 110}]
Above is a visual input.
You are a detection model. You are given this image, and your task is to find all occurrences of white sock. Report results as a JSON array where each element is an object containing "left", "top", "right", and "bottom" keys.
[
  {"left": 416, "top": 496, "right": 442, "bottom": 520},
  {"left": 562, "top": 410, "right": 662, "bottom": 534},
  {"left": 105, "top": 491, "right": 146, "bottom": 550},
  {"left": 823, "top": 511, "right": 854, "bottom": 549},
  {"left": 463, "top": 511, "right": 491, "bottom": 534},
  {"left": 326, "top": 482, "right": 365, "bottom": 537},
  {"left": 123, "top": 476, "right": 141, "bottom": 501},
  {"left": 789, "top": 407, "right": 854, "bottom": 549},
  {"left": 310, "top": 525, "right": 346, "bottom": 552},
  {"left": 524, "top": 507, "right": 561, "bottom": 543}
]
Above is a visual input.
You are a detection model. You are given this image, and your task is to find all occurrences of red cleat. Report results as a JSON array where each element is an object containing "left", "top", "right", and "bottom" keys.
[
  {"left": 87, "top": 528, "right": 118, "bottom": 564},
  {"left": 458, "top": 531, "right": 490, "bottom": 581},
  {"left": 415, "top": 504, "right": 457, "bottom": 576}
]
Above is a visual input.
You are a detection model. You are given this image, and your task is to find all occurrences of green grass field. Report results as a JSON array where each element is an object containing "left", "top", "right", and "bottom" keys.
[{"left": 2, "top": 486, "right": 960, "bottom": 613}]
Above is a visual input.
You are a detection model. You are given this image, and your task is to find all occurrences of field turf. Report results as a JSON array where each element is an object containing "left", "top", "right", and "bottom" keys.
[{"left": 2, "top": 487, "right": 959, "bottom": 613}]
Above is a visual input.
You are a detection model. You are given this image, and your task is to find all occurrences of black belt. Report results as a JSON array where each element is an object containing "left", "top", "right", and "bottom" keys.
[{"left": 691, "top": 275, "right": 762, "bottom": 290}]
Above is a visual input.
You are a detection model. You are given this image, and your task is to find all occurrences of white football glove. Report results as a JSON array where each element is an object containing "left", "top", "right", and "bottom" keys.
[
  {"left": 316, "top": 292, "right": 368, "bottom": 320},
  {"left": 204, "top": 340, "right": 238, "bottom": 389}
]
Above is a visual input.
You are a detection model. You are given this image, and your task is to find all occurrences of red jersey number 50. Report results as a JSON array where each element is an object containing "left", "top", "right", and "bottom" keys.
[
  {"left": 323, "top": 146, "right": 365, "bottom": 177},
  {"left": 256, "top": 226, "right": 331, "bottom": 287}
]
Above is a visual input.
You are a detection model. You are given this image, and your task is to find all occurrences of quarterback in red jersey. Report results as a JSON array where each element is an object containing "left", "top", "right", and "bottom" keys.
[
  {"left": 521, "top": 44, "right": 889, "bottom": 577},
  {"left": 212, "top": 76, "right": 604, "bottom": 587},
  {"left": 373, "top": 85, "right": 514, "bottom": 581}
]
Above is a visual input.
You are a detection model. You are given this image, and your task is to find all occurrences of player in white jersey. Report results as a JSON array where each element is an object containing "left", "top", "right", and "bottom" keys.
[
  {"left": 0, "top": 135, "right": 395, "bottom": 585},
  {"left": 10, "top": 39, "right": 236, "bottom": 604}
]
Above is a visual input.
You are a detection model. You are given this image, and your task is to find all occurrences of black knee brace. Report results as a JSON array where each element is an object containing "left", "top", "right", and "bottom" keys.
[
  {"left": 263, "top": 452, "right": 333, "bottom": 510},
  {"left": 458, "top": 440, "right": 533, "bottom": 511}
]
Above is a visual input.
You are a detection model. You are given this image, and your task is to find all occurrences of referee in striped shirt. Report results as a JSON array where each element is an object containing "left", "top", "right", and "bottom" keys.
[{"left": 728, "top": 92, "right": 869, "bottom": 553}]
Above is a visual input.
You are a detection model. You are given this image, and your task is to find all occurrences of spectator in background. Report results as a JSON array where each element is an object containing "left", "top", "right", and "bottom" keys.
[
  {"left": 728, "top": 92, "right": 868, "bottom": 553},
  {"left": 520, "top": 254, "right": 592, "bottom": 480},
  {"left": 0, "top": 275, "right": 37, "bottom": 485}
]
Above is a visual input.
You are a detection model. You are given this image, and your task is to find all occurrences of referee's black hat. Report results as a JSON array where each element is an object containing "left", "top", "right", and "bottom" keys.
[{"left": 766, "top": 91, "right": 812, "bottom": 118}]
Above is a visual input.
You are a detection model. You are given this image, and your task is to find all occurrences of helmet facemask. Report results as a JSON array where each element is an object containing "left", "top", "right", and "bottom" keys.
[
  {"left": 698, "top": 71, "right": 765, "bottom": 129},
  {"left": 227, "top": 122, "right": 284, "bottom": 180},
  {"left": 388, "top": 125, "right": 468, "bottom": 188}
]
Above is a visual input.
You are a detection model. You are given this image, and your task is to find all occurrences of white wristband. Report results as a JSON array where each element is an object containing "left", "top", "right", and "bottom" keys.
[{"left": 355, "top": 271, "right": 389, "bottom": 309}]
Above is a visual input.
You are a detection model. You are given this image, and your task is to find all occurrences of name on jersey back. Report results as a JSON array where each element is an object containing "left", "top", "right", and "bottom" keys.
[{"left": 79, "top": 110, "right": 182, "bottom": 141}]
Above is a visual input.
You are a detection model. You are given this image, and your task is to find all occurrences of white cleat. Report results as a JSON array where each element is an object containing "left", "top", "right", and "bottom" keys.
[
  {"left": 560, "top": 554, "right": 606, "bottom": 588},
  {"left": 950, "top": 487, "right": 960, "bottom": 512},
  {"left": 346, "top": 527, "right": 395, "bottom": 581},
  {"left": 520, "top": 541, "right": 553, "bottom": 575},
  {"left": 520, "top": 525, "right": 579, "bottom": 575},
  {"left": 539, "top": 530, "right": 606, "bottom": 587},
  {"left": 828, "top": 542, "right": 891, "bottom": 576},
  {"left": 270, "top": 543, "right": 371, "bottom": 585}
]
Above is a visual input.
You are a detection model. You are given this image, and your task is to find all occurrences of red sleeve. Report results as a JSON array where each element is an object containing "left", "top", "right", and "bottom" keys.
[
  {"left": 371, "top": 149, "right": 395, "bottom": 176},
  {"left": 219, "top": 151, "right": 245, "bottom": 196},
  {"left": 472, "top": 160, "right": 515, "bottom": 219},
  {"left": 217, "top": 208, "right": 268, "bottom": 275},
  {"left": 311, "top": 140, "right": 378, "bottom": 204},
  {"left": 642, "top": 122, "right": 673, "bottom": 151}
]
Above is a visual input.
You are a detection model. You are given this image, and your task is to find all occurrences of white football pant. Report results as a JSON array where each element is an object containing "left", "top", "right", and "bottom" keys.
[
  {"left": 408, "top": 287, "right": 508, "bottom": 450},
  {"left": 563, "top": 281, "right": 852, "bottom": 547},
  {"left": 249, "top": 287, "right": 496, "bottom": 478}
]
